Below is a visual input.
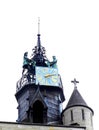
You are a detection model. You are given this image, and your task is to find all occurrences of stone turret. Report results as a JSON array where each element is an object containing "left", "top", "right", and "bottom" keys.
[{"left": 62, "top": 79, "right": 94, "bottom": 130}]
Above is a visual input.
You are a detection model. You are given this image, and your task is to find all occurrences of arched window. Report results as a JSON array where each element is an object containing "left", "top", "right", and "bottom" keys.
[{"left": 33, "top": 100, "right": 45, "bottom": 123}]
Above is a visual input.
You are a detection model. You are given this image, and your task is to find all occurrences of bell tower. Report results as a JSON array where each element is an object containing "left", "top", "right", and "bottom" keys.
[{"left": 15, "top": 21, "right": 65, "bottom": 124}]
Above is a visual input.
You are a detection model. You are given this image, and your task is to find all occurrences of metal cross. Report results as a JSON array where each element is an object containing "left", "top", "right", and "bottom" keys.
[{"left": 71, "top": 78, "right": 79, "bottom": 89}]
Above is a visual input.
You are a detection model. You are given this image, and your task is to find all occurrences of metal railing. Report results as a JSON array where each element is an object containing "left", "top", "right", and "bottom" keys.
[{"left": 16, "top": 74, "right": 63, "bottom": 93}]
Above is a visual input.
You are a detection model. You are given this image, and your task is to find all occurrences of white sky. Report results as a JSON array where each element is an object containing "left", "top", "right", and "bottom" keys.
[{"left": 0, "top": 0, "right": 99, "bottom": 129}]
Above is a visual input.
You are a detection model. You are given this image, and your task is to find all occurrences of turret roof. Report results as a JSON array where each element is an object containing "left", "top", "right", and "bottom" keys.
[
  {"left": 66, "top": 87, "right": 87, "bottom": 108},
  {"left": 63, "top": 87, "right": 94, "bottom": 114}
]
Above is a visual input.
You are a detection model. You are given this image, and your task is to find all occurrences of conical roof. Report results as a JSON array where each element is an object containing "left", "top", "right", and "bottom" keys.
[
  {"left": 64, "top": 87, "right": 94, "bottom": 114},
  {"left": 66, "top": 87, "right": 87, "bottom": 109}
]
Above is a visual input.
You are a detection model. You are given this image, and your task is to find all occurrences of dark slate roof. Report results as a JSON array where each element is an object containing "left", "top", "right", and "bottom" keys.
[
  {"left": 63, "top": 87, "right": 94, "bottom": 114},
  {"left": 66, "top": 87, "right": 87, "bottom": 108}
]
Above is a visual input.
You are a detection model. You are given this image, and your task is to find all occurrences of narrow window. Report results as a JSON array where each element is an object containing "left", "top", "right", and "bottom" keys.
[
  {"left": 90, "top": 113, "right": 93, "bottom": 126},
  {"left": 82, "top": 109, "right": 85, "bottom": 120},
  {"left": 71, "top": 110, "right": 73, "bottom": 121}
]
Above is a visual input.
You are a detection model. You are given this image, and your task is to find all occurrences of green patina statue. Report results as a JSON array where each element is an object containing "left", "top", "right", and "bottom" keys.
[
  {"left": 51, "top": 56, "right": 57, "bottom": 68},
  {"left": 23, "top": 52, "right": 36, "bottom": 68},
  {"left": 46, "top": 56, "right": 57, "bottom": 68},
  {"left": 23, "top": 52, "right": 30, "bottom": 67}
]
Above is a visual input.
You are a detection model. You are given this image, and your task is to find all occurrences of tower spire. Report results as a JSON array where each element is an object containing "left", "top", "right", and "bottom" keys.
[
  {"left": 37, "top": 17, "right": 41, "bottom": 51},
  {"left": 38, "top": 17, "right": 40, "bottom": 34}
]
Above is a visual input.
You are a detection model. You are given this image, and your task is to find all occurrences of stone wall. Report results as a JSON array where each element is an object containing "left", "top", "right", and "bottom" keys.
[{"left": 0, "top": 122, "right": 85, "bottom": 130}]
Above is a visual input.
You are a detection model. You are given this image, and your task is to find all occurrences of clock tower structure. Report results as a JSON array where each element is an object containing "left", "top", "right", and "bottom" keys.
[{"left": 15, "top": 29, "right": 65, "bottom": 124}]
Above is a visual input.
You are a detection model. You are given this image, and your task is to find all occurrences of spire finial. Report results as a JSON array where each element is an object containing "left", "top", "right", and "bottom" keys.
[
  {"left": 37, "top": 17, "right": 41, "bottom": 51},
  {"left": 38, "top": 17, "right": 40, "bottom": 34},
  {"left": 71, "top": 78, "right": 79, "bottom": 89}
]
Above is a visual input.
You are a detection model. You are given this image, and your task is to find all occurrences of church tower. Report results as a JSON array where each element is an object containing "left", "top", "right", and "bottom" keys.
[
  {"left": 15, "top": 21, "right": 65, "bottom": 124},
  {"left": 15, "top": 21, "right": 94, "bottom": 130}
]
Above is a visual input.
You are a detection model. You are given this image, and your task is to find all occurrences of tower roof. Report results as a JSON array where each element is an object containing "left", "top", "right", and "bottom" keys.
[
  {"left": 66, "top": 87, "right": 88, "bottom": 109},
  {"left": 63, "top": 79, "right": 94, "bottom": 114}
]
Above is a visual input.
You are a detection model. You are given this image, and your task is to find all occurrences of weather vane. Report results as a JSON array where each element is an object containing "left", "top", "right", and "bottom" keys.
[{"left": 71, "top": 78, "right": 79, "bottom": 89}]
